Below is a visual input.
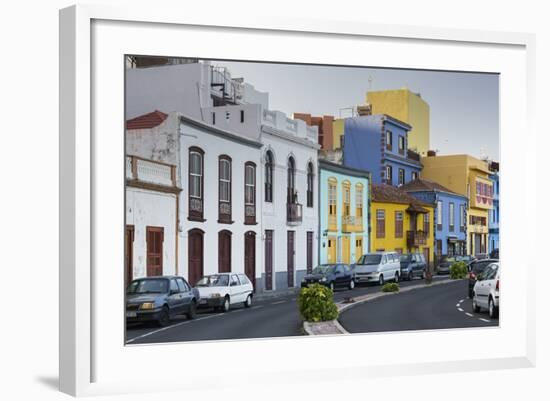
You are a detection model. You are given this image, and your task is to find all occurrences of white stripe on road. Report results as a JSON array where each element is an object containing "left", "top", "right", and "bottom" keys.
[
  {"left": 459, "top": 299, "right": 464, "bottom": 303},
  {"left": 479, "top": 318, "right": 491, "bottom": 323},
  {"left": 458, "top": 308, "right": 464, "bottom": 312},
  {"left": 271, "top": 300, "right": 286, "bottom": 305},
  {"left": 465, "top": 312, "right": 474, "bottom": 317},
  {"left": 456, "top": 303, "right": 460, "bottom": 307}
]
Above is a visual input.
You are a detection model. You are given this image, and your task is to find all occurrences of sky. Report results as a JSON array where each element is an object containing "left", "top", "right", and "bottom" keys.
[{"left": 211, "top": 60, "right": 500, "bottom": 162}]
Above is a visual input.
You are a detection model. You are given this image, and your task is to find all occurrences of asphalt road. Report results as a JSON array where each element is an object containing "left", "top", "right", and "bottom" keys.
[
  {"left": 125, "top": 276, "right": 453, "bottom": 345},
  {"left": 339, "top": 279, "right": 499, "bottom": 333}
]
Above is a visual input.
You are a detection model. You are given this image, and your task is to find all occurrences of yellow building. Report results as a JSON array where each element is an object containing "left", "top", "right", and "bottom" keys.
[
  {"left": 370, "top": 184, "right": 435, "bottom": 267},
  {"left": 420, "top": 154, "right": 493, "bottom": 255},
  {"left": 332, "top": 118, "right": 345, "bottom": 150},
  {"left": 366, "top": 88, "right": 430, "bottom": 156}
]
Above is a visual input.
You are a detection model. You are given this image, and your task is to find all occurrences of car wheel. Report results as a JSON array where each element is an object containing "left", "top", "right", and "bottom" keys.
[
  {"left": 472, "top": 297, "right": 480, "bottom": 313},
  {"left": 187, "top": 300, "right": 197, "bottom": 320},
  {"left": 348, "top": 279, "right": 355, "bottom": 290},
  {"left": 379, "top": 275, "right": 385, "bottom": 286},
  {"left": 221, "top": 296, "right": 230, "bottom": 313},
  {"left": 394, "top": 272, "right": 399, "bottom": 283},
  {"left": 488, "top": 297, "right": 499, "bottom": 319},
  {"left": 158, "top": 306, "right": 170, "bottom": 327},
  {"left": 329, "top": 281, "right": 335, "bottom": 291},
  {"left": 408, "top": 272, "right": 413, "bottom": 281},
  {"left": 244, "top": 294, "right": 252, "bottom": 308}
]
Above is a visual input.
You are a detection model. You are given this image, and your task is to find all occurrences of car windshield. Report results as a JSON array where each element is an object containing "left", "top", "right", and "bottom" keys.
[
  {"left": 358, "top": 254, "right": 382, "bottom": 265},
  {"left": 312, "top": 265, "right": 334, "bottom": 274},
  {"left": 127, "top": 279, "right": 168, "bottom": 294},
  {"left": 399, "top": 255, "right": 412, "bottom": 262},
  {"left": 195, "top": 274, "right": 229, "bottom": 287},
  {"left": 472, "top": 261, "right": 494, "bottom": 274}
]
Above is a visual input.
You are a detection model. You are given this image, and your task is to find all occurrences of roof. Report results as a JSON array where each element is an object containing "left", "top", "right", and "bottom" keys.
[
  {"left": 126, "top": 110, "right": 168, "bottom": 130},
  {"left": 400, "top": 178, "right": 463, "bottom": 197},
  {"left": 371, "top": 184, "right": 432, "bottom": 209},
  {"left": 319, "top": 159, "right": 371, "bottom": 180}
]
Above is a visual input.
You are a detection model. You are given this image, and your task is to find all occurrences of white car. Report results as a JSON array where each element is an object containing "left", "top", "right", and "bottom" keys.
[
  {"left": 194, "top": 273, "right": 254, "bottom": 312},
  {"left": 472, "top": 262, "right": 500, "bottom": 318},
  {"left": 354, "top": 252, "right": 401, "bottom": 285}
]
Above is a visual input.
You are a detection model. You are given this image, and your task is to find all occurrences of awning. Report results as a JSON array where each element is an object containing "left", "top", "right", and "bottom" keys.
[{"left": 407, "top": 203, "right": 429, "bottom": 214}]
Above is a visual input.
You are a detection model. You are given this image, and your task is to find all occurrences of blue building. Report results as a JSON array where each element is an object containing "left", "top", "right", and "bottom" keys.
[
  {"left": 342, "top": 114, "right": 422, "bottom": 186},
  {"left": 488, "top": 167, "right": 499, "bottom": 255},
  {"left": 401, "top": 178, "right": 468, "bottom": 260},
  {"left": 318, "top": 159, "right": 370, "bottom": 265}
]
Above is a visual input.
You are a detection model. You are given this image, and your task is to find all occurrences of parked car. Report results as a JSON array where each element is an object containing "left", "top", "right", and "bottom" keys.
[
  {"left": 126, "top": 276, "right": 200, "bottom": 327},
  {"left": 467, "top": 259, "right": 499, "bottom": 298},
  {"left": 472, "top": 262, "right": 500, "bottom": 318},
  {"left": 301, "top": 264, "right": 354, "bottom": 291},
  {"left": 399, "top": 253, "right": 427, "bottom": 281},
  {"left": 354, "top": 252, "right": 400, "bottom": 285},
  {"left": 475, "top": 253, "right": 489, "bottom": 260},
  {"left": 490, "top": 248, "right": 499, "bottom": 259},
  {"left": 435, "top": 256, "right": 456, "bottom": 275},
  {"left": 194, "top": 273, "right": 254, "bottom": 312},
  {"left": 458, "top": 255, "right": 476, "bottom": 264}
]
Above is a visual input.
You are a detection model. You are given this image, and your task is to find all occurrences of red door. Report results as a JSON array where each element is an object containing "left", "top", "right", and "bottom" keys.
[
  {"left": 287, "top": 231, "right": 295, "bottom": 288},
  {"left": 306, "top": 231, "right": 313, "bottom": 274},
  {"left": 244, "top": 231, "right": 256, "bottom": 290},
  {"left": 125, "top": 225, "right": 134, "bottom": 286},
  {"left": 188, "top": 229, "right": 204, "bottom": 286},
  {"left": 218, "top": 230, "right": 232, "bottom": 273},
  {"left": 264, "top": 230, "right": 273, "bottom": 291},
  {"left": 146, "top": 226, "right": 163, "bottom": 277}
]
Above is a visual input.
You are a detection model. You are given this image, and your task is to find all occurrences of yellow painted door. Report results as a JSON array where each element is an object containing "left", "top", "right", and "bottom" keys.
[
  {"left": 342, "top": 236, "right": 350, "bottom": 264},
  {"left": 355, "top": 236, "right": 363, "bottom": 262},
  {"left": 327, "top": 236, "right": 337, "bottom": 264}
]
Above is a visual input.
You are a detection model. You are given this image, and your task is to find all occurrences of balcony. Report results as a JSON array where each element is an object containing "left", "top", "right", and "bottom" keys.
[
  {"left": 126, "top": 155, "right": 177, "bottom": 188},
  {"left": 328, "top": 215, "right": 337, "bottom": 232},
  {"left": 407, "top": 230, "right": 427, "bottom": 248},
  {"left": 341, "top": 215, "right": 356, "bottom": 233},
  {"left": 287, "top": 203, "right": 303, "bottom": 225}
]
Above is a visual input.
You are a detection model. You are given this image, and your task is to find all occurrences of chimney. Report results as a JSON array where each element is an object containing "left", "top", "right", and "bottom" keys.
[{"left": 356, "top": 104, "right": 372, "bottom": 116}]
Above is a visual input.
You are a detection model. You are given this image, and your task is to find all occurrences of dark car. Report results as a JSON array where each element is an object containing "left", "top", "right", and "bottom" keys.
[
  {"left": 126, "top": 276, "right": 200, "bottom": 327},
  {"left": 399, "top": 253, "right": 427, "bottom": 281},
  {"left": 437, "top": 255, "right": 473, "bottom": 275},
  {"left": 467, "top": 259, "right": 499, "bottom": 298},
  {"left": 301, "top": 264, "right": 355, "bottom": 291},
  {"left": 490, "top": 248, "right": 499, "bottom": 259}
]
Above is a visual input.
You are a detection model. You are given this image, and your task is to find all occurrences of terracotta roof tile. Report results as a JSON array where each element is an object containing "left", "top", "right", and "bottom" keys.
[
  {"left": 126, "top": 110, "right": 168, "bottom": 130},
  {"left": 400, "top": 178, "right": 461, "bottom": 196},
  {"left": 371, "top": 184, "right": 432, "bottom": 209}
]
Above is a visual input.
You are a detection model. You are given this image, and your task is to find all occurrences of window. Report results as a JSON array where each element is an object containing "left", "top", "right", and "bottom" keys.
[
  {"left": 355, "top": 183, "right": 364, "bottom": 218},
  {"left": 244, "top": 162, "right": 256, "bottom": 224},
  {"left": 240, "top": 110, "right": 245, "bottom": 123},
  {"left": 376, "top": 209, "right": 385, "bottom": 238},
  {"left": 449, "top": 202, "right": 455, "bottom": 232},
  {"left": 218, "top": 155, "right": 232, "bottom": 223},
  {"left": 342, "top": 181, "right": 351, "bottom": 216},
  {"left": 176, "top": 278, "right": 190, "bottom": 293},
  {"left": 398, "top": 135, "right": 405, "bottom": 155},
  {"left": 238, "top": 274, "right": 249, "bottom": 284},
  {"left": 265, "top": 151, "right": 274, "bottom": 203},
  {"left": 212, "top": 112, "right": 216, "bottom": 125},
  {"left": 386, "top": 165, "right": 393, "bottom": 185},
  {"left": 287, "top": 156, "right": 296, "bottom": 204},
  {"left": 423, "top": 212, "right": 430, "bottom": 235},
  {"left": 395, "top": 211, "right": 404, "bottom": 238},
  {"left": 386, "top": 130, "right": 393, "bottom": 150},
  {"left": 307, "top": 162, "right": 314, "bottom": 208},
  {"left": 436, "top": 200, "right": 443, "bottom": 231},
  {"left": 412, "top": 171, "right": 419, "bottom": 181},
  {"left": 189, "top": 147, "right": 204, "bottom": 221},
  {"left": 230, "top": 274, "right": 240, "bottom": 286},
  {"left": 460, "top": 204, "right": 466, "bottom": 232},
  {"left": 170, "top": 279, "right": 179, "bottom": 293},
  {"left": 328, "top": 178, "right": 337, "bottom": 228},
  {"left": 398, "top": 168, "right": 405, "bottom": 186}
]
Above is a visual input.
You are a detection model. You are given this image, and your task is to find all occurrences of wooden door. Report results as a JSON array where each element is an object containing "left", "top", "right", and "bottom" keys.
[
  {"left": 306, "top": 231, "right": 313, "bottom": 274},
  {"left": 327, "top": 236, "right": 337, "bottom": 264},
  {"left": 125, "top": 225, "right": 134, "bottom": 286},
  {"left": 342, "top": 236, "right": 350, "bottom": 264},
  {"left": 264, "top": 230, "right": 273, "bottom": 291},
  {"left": 244, "top": 231, "right": 256, "bottom": 290},
  {"left": 287, "top": 231, "right": 295, "bottom": 287},
  {"left": 188, "top": 229, "right": 204, "bottom": 286},
  {"left": 218, "top": 230, "right": 232, "bottom": 273},
  {"left": 355, "top": 236, "right": 363, "bottom": 262},
  {"left": 146, "top": 226, "right": 163, "bottom": 277}
]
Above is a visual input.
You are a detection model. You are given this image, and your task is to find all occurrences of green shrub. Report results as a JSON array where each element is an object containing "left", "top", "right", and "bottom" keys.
[
  {"left": 381, "top": 282, "right": 399, "bottom": 292},
  {"left": 298, "top": 283, "right": 338, "bottom": 322},
  {"left": 450, "top": 261, "right": 468, "bottom": 279}
]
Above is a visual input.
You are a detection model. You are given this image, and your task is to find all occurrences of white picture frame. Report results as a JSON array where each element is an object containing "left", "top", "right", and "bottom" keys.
[{"left": 59, "top": 4, "right": 536, "bottom": 397}]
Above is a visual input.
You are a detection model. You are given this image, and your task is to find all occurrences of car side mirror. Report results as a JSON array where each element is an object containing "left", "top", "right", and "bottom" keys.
[{"left": 170, "top": 289, "right": 179, "bottom": 295}]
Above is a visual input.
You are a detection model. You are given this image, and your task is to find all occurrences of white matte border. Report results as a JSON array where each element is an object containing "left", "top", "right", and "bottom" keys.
[{"left": 59, "top": 4, "right": 535, "bottom": 397}]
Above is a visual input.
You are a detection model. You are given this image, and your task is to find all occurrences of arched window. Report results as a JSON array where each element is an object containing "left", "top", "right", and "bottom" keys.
[
  {"left": 189, "top": 147, "right": 205, "bottom": 221},
  {"left": 265, "top": 151, "right": 274, "bottom": 203},
  {"left": 306, "top": 162, "right": 314, "bottom": 208},
  {"left": 218, "top": 155, "right": 232, "bottom": 223},
  {"left": 287, "top": 156, "right": 296, "bottom": 204},
  {"left": 342, "top": 180, "right": 351, "bottom": 216},
  {"left": 244, "top": 162, "right": 257, "bottom": 225},
  {"left": 355, "top": 183, "right": 364, "bottom": 218},
  {"left": 328, "top": 177, "right": 337, "bottom": 230}
]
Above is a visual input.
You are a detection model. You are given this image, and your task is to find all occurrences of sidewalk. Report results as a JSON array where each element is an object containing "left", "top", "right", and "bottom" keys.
[{"left": 253, "top": 287, "right": 300, "bottom": 302}]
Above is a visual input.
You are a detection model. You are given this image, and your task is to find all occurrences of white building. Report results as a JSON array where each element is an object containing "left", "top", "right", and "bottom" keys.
[{"left": 125, "top": 60, "right": 320, "bottom": 292}]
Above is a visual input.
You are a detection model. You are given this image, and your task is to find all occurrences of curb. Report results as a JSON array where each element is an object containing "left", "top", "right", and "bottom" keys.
[
  {"left": 303, "top": 279, "right": 458, "bottom": 336},
  {"left": 253, "top": 287, "right": 300, "bottom": 302}
]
